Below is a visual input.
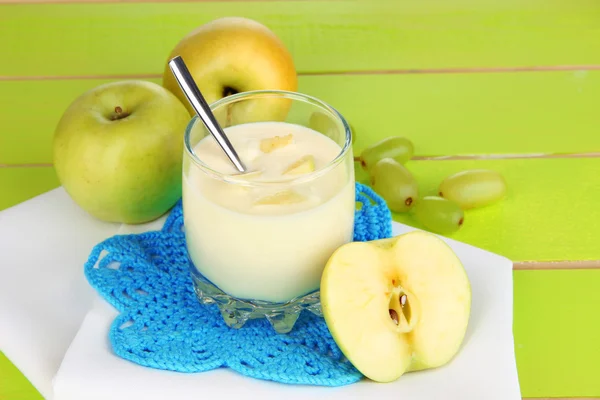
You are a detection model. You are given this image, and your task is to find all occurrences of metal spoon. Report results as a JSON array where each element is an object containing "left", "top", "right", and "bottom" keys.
[{"left": 168, "top": 55, "right": 247, "bottom": 173}]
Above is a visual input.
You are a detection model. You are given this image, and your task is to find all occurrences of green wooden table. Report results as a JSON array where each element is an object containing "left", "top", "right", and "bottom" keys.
[{"left": 1, "top": 1, "right": 599, "bottom": 398}]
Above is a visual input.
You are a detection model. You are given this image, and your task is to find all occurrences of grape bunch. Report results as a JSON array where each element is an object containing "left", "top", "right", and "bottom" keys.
[{"left": 355, "top": 136, "right": 508, "bottom": 235}]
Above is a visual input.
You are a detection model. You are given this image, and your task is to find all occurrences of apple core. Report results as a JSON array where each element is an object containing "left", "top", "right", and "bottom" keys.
[{"left": 388, "top": 286, "right": 419, "bottom": 334}]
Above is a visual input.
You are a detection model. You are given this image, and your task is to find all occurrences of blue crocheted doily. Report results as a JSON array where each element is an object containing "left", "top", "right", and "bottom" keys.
[{"left": 84, "top": 182, "right": 392, "bottom": 387}]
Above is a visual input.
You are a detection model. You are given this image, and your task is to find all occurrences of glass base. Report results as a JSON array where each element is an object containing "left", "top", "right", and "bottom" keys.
[{"left": 189, "top": 268, "right": 323, "bottom": 334}]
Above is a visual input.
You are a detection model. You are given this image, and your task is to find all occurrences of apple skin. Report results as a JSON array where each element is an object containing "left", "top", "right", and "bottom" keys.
[
  {"left": 321, "top": 230, "right": 471, "bottom": 383},
  {"left": 162, "top": 17, "right": 298, "bottom": 123},
  {"left": 53, "top": 80, "right": 191, "bottom": 224}
]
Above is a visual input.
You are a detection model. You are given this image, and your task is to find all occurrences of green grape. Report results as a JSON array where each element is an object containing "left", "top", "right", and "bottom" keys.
[
  {"left": 439, "top": 169, "right": 507, "bottom": 210},
  {"left": 359, "top": 136, "right": 414, "bottom": 171},
  {"left": 412, "top": 196, "right": 464, "bottom": 234},
  {"left": 370, "top": 158, "right": 418, "bottom": 213}
]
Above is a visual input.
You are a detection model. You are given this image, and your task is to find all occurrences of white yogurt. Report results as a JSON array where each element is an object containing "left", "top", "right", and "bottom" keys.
[{"left": 182, "top": 121, "right": 355, "bottom": 302}]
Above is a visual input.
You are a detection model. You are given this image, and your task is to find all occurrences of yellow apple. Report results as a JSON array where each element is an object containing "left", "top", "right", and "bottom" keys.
[
  {"left": 321, "top": 230, "right": 471, "bottom": 383},
  {"left": 162, "top": 17, "right": 298, "bottom": 124},
  {"left": 53, "top": 80, "right": 190, "bottom": 224}
]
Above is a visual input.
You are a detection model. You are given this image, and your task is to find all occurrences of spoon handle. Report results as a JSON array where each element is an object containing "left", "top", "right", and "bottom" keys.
[{"left": 168, "top": 55, "right": 247, "bottom": 173}]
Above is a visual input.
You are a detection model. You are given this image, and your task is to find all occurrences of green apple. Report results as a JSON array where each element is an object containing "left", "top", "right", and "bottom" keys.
[
  {"left": 162, "top": 17, "right": 298, "bottom": 125},
  {"left": 53, "top": 80, "right": 190, "bottom": 224},
  {"left": 321, "top": 230, "right": 471, "bottom": 383}
]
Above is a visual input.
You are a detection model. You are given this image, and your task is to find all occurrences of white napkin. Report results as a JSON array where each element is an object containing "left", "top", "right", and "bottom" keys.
[
  {"left": 52, "top": 221, "right": 522, "bottom": 400},
  {"left": 0, "top": 189, "right": 121, "bottom": 399}
]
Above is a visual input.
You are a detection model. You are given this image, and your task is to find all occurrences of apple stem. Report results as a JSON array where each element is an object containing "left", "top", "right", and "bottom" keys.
[{"left": 110, "top": 106, "right": 131, "bottom": 121}]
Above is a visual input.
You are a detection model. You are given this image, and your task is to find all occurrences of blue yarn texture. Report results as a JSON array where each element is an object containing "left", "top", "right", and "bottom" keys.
[{"left": 84, "top": 182, "right": 392, "bottom": 387}]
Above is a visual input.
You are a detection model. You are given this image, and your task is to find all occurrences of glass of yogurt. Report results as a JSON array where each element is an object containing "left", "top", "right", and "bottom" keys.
[{"left": 182, "top": 90, "right": 355, "bottom": 333}]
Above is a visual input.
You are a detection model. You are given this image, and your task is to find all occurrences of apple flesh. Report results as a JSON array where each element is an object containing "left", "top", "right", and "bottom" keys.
[
  {"left": 53, "top": 80, "right": 191, "bottom": 224},
  {"left": 321, "top": 230, "right": 471, "bottom": 383},
  {"left": 283, "top": 155, "right": 315, "bottom": 175},
  {"left": 162, "top": 17, "right": 298, "bottom": 124}
]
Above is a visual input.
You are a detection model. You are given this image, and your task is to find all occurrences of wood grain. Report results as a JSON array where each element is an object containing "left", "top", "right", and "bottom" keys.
[{"left": 0, "top": 0, "right": 598, "bottom": 77}]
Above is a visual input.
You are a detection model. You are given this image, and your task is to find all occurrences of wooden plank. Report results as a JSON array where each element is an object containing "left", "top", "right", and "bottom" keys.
[
  {"left": 354, "top": 157, "right": 600, "bottom": 263},
  {"left": 0, "top": 167, "right": 59, "bottom": 211},
  {"left": 514, "top": 269, "right": 600, "bottom": 397},
  {"left": 0, "top": 0, "right": 599, "bottom": 78},
  {"left": 2, "top": 70, "right": 600, "bottom": 165},
  {"left": 305, "top": 71, "right": 600, "bottom": 157},
  {"left": 1, "top": 156, "right": 600, "bottom": 263}
]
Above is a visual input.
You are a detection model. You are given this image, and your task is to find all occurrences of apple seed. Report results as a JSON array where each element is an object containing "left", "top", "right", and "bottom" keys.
[{"left": 388, "top": 287, "right": 418, "bottom": 333}]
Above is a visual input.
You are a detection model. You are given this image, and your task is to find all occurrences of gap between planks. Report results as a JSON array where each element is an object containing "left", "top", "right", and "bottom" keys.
[
  {"left": 411, "top": 152, "right": 600, "bottom": 161},
  {"left": 514, "top": 260, "right": 600, "bottom": 270},
  {"left": 2, "top": 64, "right": 600, "bottom": 82},
  {"left": 0, "top": 0, "right": 330, "bottom": 3}
]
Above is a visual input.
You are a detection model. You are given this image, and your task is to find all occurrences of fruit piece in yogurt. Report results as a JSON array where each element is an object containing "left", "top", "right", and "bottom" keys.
[
  {"left": 284, "top": 155, "right": 316, "bottom": 175},
  {"left": 260, "top": 134, "right": 293, "bottom": 153}
]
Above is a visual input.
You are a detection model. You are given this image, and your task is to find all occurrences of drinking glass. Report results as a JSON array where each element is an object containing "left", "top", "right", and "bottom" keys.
[{"left": 182, "top": 90, "right": 354, "bottom": 333}]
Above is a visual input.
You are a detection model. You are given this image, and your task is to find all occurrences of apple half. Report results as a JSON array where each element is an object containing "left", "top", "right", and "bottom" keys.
[{"left": 321, "top": 230, "right": 471, "bottom": 383}]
